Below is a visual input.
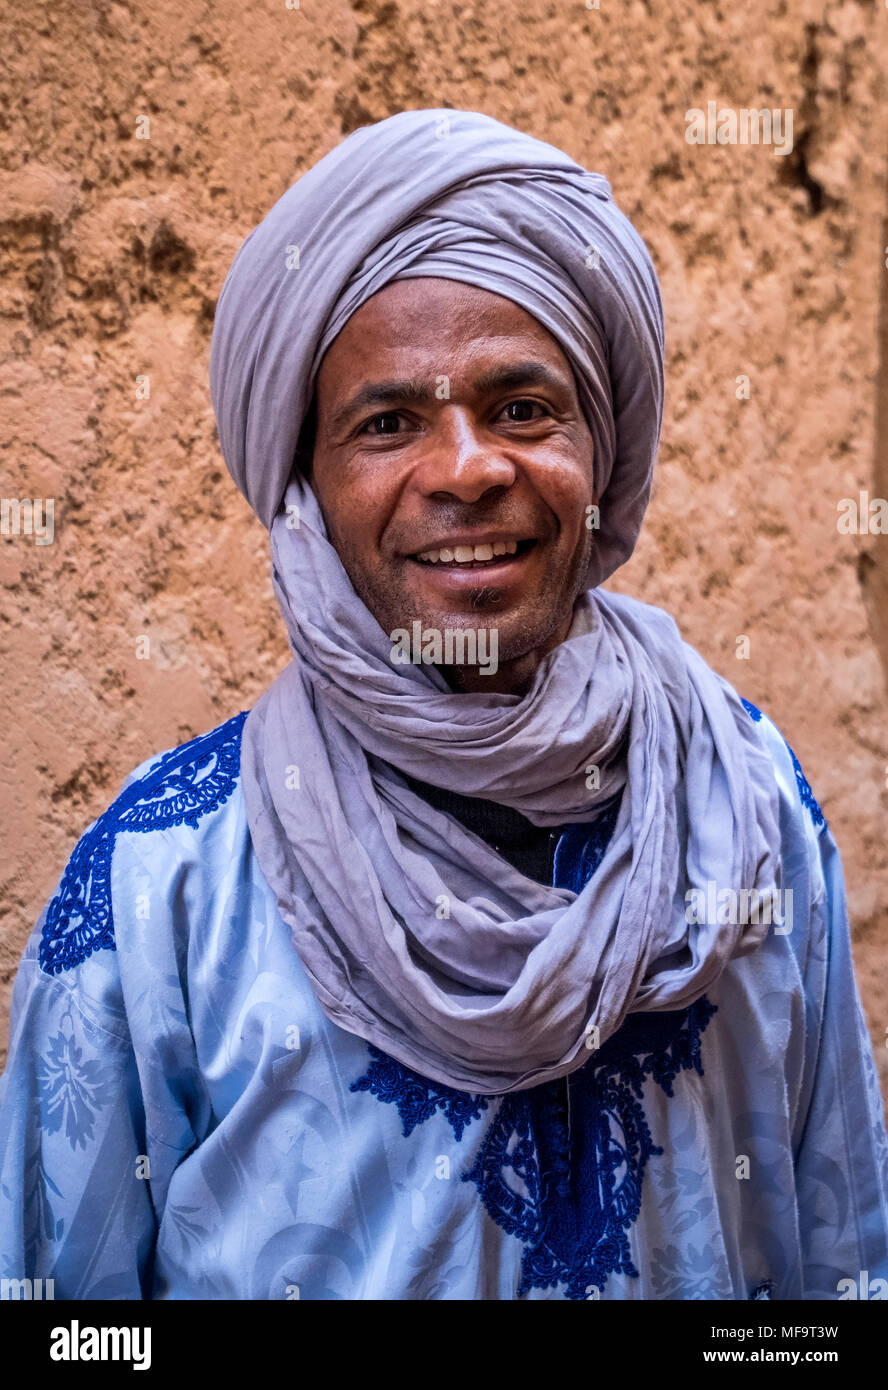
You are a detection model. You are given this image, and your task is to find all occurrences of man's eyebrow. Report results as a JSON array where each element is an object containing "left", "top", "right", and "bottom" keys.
[
  {"left": 471, "top": 361, "right": 569, "bottom": 396},
  {"left": 327, "top": 361, "right": 570, "bottom": 436},
  {"left": 328, "top": 378, "right": 435, "bottom": 436}
]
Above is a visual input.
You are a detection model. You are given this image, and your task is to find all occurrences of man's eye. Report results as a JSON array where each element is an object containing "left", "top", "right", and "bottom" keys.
[
  {"left": 502, "top": 399, "right": 545, "bottom": 423},
  {"left": 364, "top": 413, "right": 404, "bottom": 435}
]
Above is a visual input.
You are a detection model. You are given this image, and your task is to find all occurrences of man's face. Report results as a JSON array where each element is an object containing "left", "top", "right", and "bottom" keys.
[{"left": 309, "top": 278, "right": 596, "bottom": 692}]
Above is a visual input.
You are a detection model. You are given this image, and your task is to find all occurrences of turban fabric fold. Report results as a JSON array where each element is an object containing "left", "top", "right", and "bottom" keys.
[{"left": 209, "top": 110, "right": 781, "bottom": 1094}]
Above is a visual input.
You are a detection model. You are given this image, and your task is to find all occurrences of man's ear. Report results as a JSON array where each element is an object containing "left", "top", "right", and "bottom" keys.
[{"left": 294, "top": 395, "right": 318, "bottom": 478}]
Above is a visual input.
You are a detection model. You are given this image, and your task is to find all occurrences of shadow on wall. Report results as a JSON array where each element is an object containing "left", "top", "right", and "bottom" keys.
[{"left": 860, "top": 187, "right": 888, "bottom": 676}]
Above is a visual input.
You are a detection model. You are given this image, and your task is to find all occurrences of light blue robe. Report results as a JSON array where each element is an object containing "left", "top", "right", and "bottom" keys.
[{"left": 1, "top": 701, "right": 887, "bottom": 1300}]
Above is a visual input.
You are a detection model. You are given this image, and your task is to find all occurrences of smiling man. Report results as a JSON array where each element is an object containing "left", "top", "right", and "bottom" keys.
[{"left": 1, "top": 109, "right": 886, "bottom": 1301}]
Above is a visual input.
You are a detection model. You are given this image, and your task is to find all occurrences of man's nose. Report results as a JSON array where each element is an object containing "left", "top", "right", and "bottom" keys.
[{"left": 413, "top": 408, "right": 517, "bottom": 502}]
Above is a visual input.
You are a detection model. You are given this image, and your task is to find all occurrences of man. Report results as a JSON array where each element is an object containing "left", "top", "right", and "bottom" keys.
[{"left": 1, "top": 109, "right": 886, "bottom": 1300}]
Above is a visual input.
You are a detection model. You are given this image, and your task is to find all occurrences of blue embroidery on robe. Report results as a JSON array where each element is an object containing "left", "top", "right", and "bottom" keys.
[
  {"left": 740, "top": 697, "right": 825, "bottom": 827},
  {"left": 351, "top": 1046, "right": 490, "bottom": 1141},
  {"left": 474, "top": 1000, "right": 717, "bottom": 1299},
  {"left": 353, "top": 1001, "right": 716, "bottom": 1299},
  {"left": 39, "top": 710, "right": 248, "bottom": 976},
  {"left": 351, "top": 797, "right": 718, "bottom": 1299}
]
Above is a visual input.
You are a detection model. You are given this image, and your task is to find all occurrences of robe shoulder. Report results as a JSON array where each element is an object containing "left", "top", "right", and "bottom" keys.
[
  {"left": 738, "top": 695, "right": 830, "bottom": 901},
  {"left": 34, "top": 709, "right": 250, "bottom": 984}
]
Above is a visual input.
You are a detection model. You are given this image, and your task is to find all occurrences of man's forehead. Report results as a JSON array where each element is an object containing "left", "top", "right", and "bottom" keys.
[
  {"left": 316, "top": 281, "right": 574, "bottom": 407},
  {"left": 331, "top": 276, "right": 556, "bottom": 342}
]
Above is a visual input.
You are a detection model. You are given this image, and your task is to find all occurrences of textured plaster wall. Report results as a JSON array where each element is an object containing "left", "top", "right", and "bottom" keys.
[{"left": 1, "top": 0, "right": 887, "bottom": 1094}]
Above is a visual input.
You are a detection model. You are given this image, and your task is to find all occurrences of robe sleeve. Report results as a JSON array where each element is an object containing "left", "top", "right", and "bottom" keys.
[
  {"left": 0, "top": 750, "right": 200, "bottom": 1301},
  {"left": 0, "top": 918, "right": 158, "bottom": 1298},
  {"left": 794, "top": 815, "right": 888, "bottom": 1297}
]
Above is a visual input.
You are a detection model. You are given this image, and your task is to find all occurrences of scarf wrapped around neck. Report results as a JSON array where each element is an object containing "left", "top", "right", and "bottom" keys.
[{"left": 210, "top": 109, "right": 781, "bottom": 1093}]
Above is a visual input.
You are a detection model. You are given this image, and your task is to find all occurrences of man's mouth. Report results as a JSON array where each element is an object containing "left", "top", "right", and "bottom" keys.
[{"left": 409, "top": 537, "right": 538, "bottom": 569}]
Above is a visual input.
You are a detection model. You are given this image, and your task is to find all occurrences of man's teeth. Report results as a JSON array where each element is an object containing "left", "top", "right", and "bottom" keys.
[{"left": 416, "top": 539, "right": 520, "bottom": 564}]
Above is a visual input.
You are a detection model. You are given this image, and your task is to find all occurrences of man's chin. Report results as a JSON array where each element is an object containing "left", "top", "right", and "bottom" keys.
[
  {"left": 400, "top": 607, "right": 569, "bottom": 662},
  {"left": 361, "top": 559, "right": 582, "bottom": 666}
]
